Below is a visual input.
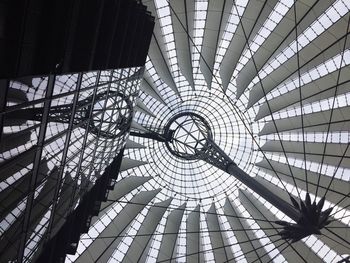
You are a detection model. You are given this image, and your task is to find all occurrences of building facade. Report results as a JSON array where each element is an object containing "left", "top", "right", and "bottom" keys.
[{"left": 0, "top": 0, "right": 154, "bottom": 262}]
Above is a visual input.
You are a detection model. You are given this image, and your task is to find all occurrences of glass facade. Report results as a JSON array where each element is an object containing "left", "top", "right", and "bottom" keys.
[{"left": 0, "top": 67, "right": 143, "bottom": 262}]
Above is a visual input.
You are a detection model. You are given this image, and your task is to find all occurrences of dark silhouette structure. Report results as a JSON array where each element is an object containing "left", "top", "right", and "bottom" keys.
[{"left": 0, "top": 0, "right": 154, "bottom": 262}]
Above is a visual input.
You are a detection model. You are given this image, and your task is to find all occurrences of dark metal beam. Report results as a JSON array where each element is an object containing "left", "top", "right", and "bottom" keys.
[
  {"left": 227, "top": 164, "right": 300, "bottom": 222},
  {"left": 201, "top": 137, "right": 300, "bottom": 222},
  {"left": 44, "top": 72, "right": 83, "bottom": 241},
  {"left": 16, "top": 74, "right": 56, "bottom": 262},
  {"left": 129, "top": 130, "right": 169, "bottom": 142}
]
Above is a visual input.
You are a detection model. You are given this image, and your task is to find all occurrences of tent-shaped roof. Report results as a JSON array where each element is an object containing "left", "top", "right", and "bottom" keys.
[{"left": 67, "top": 0, "right": 350, "bottom": 262}]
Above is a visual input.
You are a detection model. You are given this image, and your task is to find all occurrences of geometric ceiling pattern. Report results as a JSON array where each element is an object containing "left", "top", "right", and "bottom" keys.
[{"left": 67, "top": 0, "right": 350, "bottom": 262}]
